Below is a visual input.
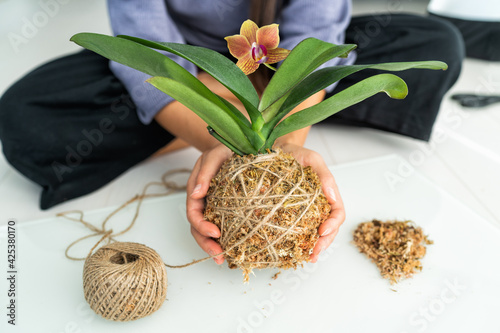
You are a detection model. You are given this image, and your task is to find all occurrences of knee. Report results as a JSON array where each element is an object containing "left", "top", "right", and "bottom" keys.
[
  {"left": 0, "top": 75, "right": 45, "bottom": 160},
  {"left": 424, "top": 16, "right": 465, "bottom": 77},
  {"left": 0, "top": 80, "right": 29, "bottom": 182},
  {"left": 0, "top": 80, "right": 22, "bottom": 144}
]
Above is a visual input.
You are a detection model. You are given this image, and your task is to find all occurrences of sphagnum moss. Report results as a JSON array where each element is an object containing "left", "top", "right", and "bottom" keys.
[
  {"left": 353, "top": 219, "right": 433, "bottom": 284},
  {"left": 204, "top": 149, "right": 330, "bottom": 281}
]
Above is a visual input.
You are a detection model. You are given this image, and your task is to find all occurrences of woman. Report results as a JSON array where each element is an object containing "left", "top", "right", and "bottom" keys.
[{"left": 0, "top": 0, "right": 463, "bottom": 263}]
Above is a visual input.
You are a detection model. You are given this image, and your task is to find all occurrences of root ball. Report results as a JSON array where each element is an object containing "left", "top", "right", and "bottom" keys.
[{"left": 204, "top": 150, "right": 331, "bottom": 281}]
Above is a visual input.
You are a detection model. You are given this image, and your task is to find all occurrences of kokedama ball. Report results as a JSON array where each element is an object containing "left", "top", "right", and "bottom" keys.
[
  {"left": 83, "top": 242, "right": 167, "bottom": 321},
  {"left": 204, "top": 149, "right": 331, "bottom": 281}
]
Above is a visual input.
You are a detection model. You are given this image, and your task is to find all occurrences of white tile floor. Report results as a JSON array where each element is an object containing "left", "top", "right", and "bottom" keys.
[{"left": 0, "top": 0, "right": 499, "bottom": 228}]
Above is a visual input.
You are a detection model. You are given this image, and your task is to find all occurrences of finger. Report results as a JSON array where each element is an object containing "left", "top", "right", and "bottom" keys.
[
  {"left": 186, "top": 156, "right": 202, "bottom": 195},
  {"left": 311, "top": 159, "right": 341, "bottom": 208},
  {"left": 185, "top": 158, "right": 219, "bottom": 238},
  {"left": 191, "top": 146, "right": 232, "bottom": 199},
  {"left": 310, "top": 228, "right": 339, "bottom": 263},
  {"left": 298, "top": 149, "right": 342, "bottom": 209},
  {"left": 317, "top": 218, "right": 338, "bottom": 238},
  {"left": 188, "top": 206, "right": 221, "bottom": 238},
  {"left": 314, "top": 200, "right": 345, "bottom": 261},
  {"left": 280, "top": 145, "right": 338, "bottom": 206},
  {"left": 314, "top": 167, "right": 346, "bottom": 235},
  {"left": 191, "top": 226, "right": 225, "bottom": 264},
  {"left": 318, "top": 201, "right": 346, "bottom": 236},
  {"left": 306, "top": 151, "right": 334, "bottom": 189},
  {"left": 306, "top": 156, "right": 345, "bottom": 247},
  {"left": 186, "top": 161, "right": 221, "bottom": 238}
]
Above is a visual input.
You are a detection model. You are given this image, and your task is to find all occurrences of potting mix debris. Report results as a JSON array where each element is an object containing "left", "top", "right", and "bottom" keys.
[{"left": 353, "top": 219, "right": 433, "bottom": 284}]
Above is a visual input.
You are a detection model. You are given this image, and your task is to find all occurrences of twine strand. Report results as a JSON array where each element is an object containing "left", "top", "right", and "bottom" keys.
[
  {"left": 59, "top": 168, "right": 191, "bottom": 261},
  {"left": 59, "top": 168, "right": 227, "bottom": 268}
]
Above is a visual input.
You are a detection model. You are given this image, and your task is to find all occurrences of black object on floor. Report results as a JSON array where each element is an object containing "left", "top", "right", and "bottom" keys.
[{"left": 451, "top": 94, "right": 500, "bottom": 107}]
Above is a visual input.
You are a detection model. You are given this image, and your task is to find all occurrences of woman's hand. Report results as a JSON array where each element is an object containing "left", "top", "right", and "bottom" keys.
[
  {"left": 278, "top": 142, "right": 346, "bottom": 263},
  {"left": 186, "top": 143, "right": 232, "bottom": 264},
  {"left": 186, "top": 141, "right": 345, "bottom": 265}
]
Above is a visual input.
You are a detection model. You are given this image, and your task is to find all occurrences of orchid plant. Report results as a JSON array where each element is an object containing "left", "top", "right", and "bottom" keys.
[{"left": 71, "top": 20, "right": 447, "bottom": 156}]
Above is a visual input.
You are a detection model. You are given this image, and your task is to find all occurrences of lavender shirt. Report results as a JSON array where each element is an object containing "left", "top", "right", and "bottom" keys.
[{"left": 108, "top": 0, "right": 355, "bottom": 124}]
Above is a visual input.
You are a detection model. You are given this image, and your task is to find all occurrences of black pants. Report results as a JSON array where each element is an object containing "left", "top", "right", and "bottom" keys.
[
  {"left": 429, "top": 13, "right": 500, "bottom": 61},
  {"left": 327, "top": 14, "right": 464, "bottom": 140},
  {"left": 0, "top": 14, "right": 464, "bottom": 209},
  {"left": 0, "top": 50, "right": 173, "bottom": 209}
]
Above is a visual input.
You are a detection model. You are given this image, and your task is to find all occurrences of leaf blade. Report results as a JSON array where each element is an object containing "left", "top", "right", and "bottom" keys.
[
  {"left": 148, "top": 76, "right": 257, "bottom": 154},
  {"left": 265, "top": 74, "right": 408, "bottom": 149},
  {"left": 117, "top": 35, "right": 263, "bottom": 125},
  {"left": 263, "top": 60, "right": 448, "bottom": 133},
  {"left": 71, "top": 33, "right": 257, "bottom": 147},
  {"left": 259, "top": 38, "right": 357, "bottom": 114}
]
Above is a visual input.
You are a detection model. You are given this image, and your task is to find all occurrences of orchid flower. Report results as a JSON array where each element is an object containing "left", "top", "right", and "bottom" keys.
[{"left": 225, "top": 19, "right": 290, "bottom": 75}]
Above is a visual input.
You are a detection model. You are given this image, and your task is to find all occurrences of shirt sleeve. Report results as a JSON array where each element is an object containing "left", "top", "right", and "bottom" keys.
[
  {"left": 278, "top": 0, "right": 356, "bottom": 93},
  {"left": 107, "top": 0, "right": 197, "bottom": 124}
]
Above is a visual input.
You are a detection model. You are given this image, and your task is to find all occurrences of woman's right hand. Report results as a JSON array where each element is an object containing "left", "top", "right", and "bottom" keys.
[{"left": 186, "top": 143, "right": 233, "bottom": 264}]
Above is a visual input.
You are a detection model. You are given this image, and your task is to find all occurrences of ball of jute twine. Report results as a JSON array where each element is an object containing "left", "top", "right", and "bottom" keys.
[
  {"left": 58, "top": 169, "right": 218, "bottom": 321},
  {"left": 83, "top": 241, "right": 167, "bottom": 321}
]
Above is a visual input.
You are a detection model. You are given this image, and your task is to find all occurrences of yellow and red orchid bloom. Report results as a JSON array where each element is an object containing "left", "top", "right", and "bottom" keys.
[{"left": 225, "top": 19, "right": 290, "bottom": 75}]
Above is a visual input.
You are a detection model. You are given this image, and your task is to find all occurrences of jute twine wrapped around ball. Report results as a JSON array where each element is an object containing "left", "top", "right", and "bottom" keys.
[
  {"left": 60, "top": 169, "right": 191, "bottom": 322},
  {"left": 83, "top": 242, "right": 167, "bottom": 321},
  {"left": 204, "top": 149, "right": 331, "bottom": 281}
]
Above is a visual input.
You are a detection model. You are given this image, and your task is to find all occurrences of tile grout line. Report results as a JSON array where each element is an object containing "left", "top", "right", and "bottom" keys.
[
  {"left": 317, "top": 126, "right": 338, "bottom": 166},
  {"left": 434, "top": 149, "right": 500, "bottom": 226}
]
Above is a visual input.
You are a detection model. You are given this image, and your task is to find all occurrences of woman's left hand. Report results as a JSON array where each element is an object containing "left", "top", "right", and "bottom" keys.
[
  {"left": 278, "top": 142, "right": 346, "bottom": 263},
  {"left": 186, "top": 143, "right": 233, "bottom": 265}
]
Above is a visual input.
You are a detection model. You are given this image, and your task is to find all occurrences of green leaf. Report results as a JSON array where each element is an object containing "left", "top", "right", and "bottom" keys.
[
  {"left": 70, "top": 33, "right": 254, "bottom": 127},
  {"left": 264, "top": 74, "right": 408, "bottom": 150},
  {"left": 148, "top": 76, "right": 257, "bottom": 154},
  {"left": 207, "top": 127, "right": 245, "bottom": 156},
  {"left": 216, "top": 95, "right": 265, "bottom": 150},
  {"left": 117, "top": 35, "right": 263, "bottom": 126},
  {"left": 259, "top": 38, "right": 357, "bottom": 116},
  {"left": 71, "top": 33, "right": 263, "bottom": 151},
  {"left": 263, "top": 60, "right": 448, "bottom": 133}
]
